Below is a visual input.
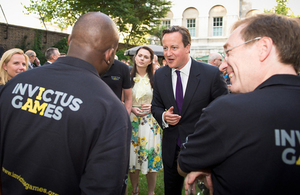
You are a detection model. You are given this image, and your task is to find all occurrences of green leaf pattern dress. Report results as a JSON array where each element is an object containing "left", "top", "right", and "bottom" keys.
[{"left": 129, "top": 73, "right": 163, "bottom": 174}]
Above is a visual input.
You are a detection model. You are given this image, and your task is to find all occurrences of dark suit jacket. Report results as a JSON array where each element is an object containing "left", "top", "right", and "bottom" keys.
[
  {"left": 151, "top": 58, "right": 228, "bottom": 167},
  {"left": 43, "top": 61, "right": 51, "bottom": 66}
]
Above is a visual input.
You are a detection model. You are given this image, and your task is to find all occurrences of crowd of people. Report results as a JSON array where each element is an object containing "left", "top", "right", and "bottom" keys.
[{"left": 0, "top": 11, "right": 300, "bottom": 195}]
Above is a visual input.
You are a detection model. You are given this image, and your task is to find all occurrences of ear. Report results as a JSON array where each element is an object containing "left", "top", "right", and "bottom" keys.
[
  {"left": 2, "top": 63, "right": 7, "bottom": 70},
  {"left": 104, "top": 48, "right": 114, "bottom": 64},
  {"left": 185, "top": 44, "right": 191, "bottom": 54},
  {"left": 258, "top": 37, "right": 273, "bottom": 62}
]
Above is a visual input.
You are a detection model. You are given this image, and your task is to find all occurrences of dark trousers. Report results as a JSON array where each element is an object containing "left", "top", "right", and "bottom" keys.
[{"left": 164, "top": 145, "right": 184, "bottom": 195}]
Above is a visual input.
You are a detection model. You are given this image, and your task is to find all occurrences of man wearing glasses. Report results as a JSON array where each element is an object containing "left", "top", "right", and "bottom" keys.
[{"left": 178, "top": 14, "right": 300, "bottom": 195}]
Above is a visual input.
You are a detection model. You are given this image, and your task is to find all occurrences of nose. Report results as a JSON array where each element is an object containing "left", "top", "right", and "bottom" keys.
[
  {"left": 20, "top": 66, "right": 26, "bottom": 71},
  {"left": 219, "top": 60, "right": 228, "bottom": 72},
  {"left": 164, "top": 48, "right": 172, "bottom": 57}
]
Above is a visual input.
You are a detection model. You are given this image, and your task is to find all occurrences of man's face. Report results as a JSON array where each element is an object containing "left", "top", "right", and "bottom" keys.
[
  {"left": 162, "top": 32, "right": 190, "bottom": 70},
  {"left": 29, "top": 53, "right": 36, "bottom": 63},
  {"left": 219, "top": 26, "right": 261, "bottom": 94},
  {"left": 214, "top": 56, "right": 222, "bottom": 67}
]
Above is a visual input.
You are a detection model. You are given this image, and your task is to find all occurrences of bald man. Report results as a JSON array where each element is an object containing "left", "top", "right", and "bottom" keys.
[
  {"left": 208, "top": 52, "right": 222, "bottom": 67},
  {"left": 0, "top": 12, "right": 131, "bottom": 195}
]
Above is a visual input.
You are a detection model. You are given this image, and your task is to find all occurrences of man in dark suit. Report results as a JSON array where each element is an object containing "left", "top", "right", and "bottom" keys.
[
  {"left": 43, "top": 47, "right": 60, "bottom": 65},
  {"left": 151, "top": 25, "right": 228, "bottom": 194},
  {"left": 25, "top": 50, "right": 41, "bottom": 69}
]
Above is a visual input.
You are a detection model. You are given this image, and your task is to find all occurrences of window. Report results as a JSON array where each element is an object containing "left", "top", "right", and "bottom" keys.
[
  {"left": 213, "top": 17, "right": 223, "bottom": 36},
  {"left": 162, "top": 20, "right": 171, "bottom": 28},
  {"left": 183, "top": 8, "right": 198, "bottom": 37},
  {"left": 187, "top": 19, "right": 196, "bottom": 37}
]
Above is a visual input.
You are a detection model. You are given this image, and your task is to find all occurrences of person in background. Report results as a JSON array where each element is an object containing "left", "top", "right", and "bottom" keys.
[
  {"left": 178, "top": 13, "right": 300, "bottom": 195},
  {"left": 152, "top": 54, "right": 160, "bottom": 73},
  {"left": 207, "top": 52, "right": 222, "bottom": 67},
  {"left": 151, "top": 25, "right": 228, "bottom": 195},
  {"left": 43, "top": 47, "right": 60, "bottom": 65},
  {"left": 101, "top": 59, "right": 132, "bottom": 115},
  {"left": 0, "top": 12, "right": 131, "bottom": 195},
  {"left": 25, "top": 50, "right": 40, "bottom": 69},
  {"left": 0, "top": 48, "right": 28, "bottom": 89},
  {"left": 162, "top": 58, "right": 167, "bottom": 66},
  {"left": 129, "top": 46, "right": 163, "bottom": 195}
]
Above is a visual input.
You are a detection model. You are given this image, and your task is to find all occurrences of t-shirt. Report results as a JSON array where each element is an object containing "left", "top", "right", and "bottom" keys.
[
  {"left": 101, "top": 59, "right": 131, "bottom": 100},
  {"left": 0, "top": 56, "right": 131, "bottom": 195},
  {"left": 179, "top": 74, "right": 300, "bottom": 195}
]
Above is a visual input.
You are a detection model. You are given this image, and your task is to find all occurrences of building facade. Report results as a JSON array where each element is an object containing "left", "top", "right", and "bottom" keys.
[{"left": 160, "top": 0, "right": 276, "bottom": 59}]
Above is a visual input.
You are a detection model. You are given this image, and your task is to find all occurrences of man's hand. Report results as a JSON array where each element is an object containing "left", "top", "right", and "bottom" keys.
[
  {"left": 34, "top": 57, "right": 40, "bottom": 66},
  {"left": 184, "top": 170, "right": 213, "bottom": 195},
  {"left": 163, "top": 106, "right": 181, "bottom": 125}
]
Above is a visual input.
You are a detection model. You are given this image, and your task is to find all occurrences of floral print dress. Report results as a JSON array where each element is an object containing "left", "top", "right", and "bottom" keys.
[{"left": 129, "top": 73, "right": 163, "bottom": 174}]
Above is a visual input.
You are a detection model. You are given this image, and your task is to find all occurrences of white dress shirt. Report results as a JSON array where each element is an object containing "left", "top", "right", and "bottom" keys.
[{"left": 162, "top": 57, "right": 192, "bottom": 128}]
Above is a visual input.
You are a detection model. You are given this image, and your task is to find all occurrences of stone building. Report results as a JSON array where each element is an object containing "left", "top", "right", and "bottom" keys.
[{"left": 159, "top": 0, "right": 292, "bottom": 59}]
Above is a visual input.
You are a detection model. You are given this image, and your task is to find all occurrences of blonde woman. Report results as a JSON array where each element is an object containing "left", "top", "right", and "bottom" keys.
[{"left": 0, "top": 48, "right": 28, "bottom": 88}]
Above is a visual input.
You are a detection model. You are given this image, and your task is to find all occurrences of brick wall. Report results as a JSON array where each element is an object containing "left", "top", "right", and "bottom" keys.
[
  {"left": 0, "top": 22, "right": 133, "bottom": 61},
  {"left": 0, "top": 22, "right": 69, "bottom": 56}
]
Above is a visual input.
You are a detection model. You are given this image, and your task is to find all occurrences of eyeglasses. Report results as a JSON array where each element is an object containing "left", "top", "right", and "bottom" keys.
[{"left": 221, "top": 37, "right": 261, "bottom": 61}]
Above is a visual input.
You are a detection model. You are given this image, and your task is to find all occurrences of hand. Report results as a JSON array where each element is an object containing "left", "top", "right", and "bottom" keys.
[
  {"left": 131, "top": 107, "right": 148, "bottom": 117},
  {"left": 164, "top": 106, "right": 181, "bottom": 126},
  {"left": 141, "top": 103, "right": 151, "bottom": 114},
  {"left": 34, "top": 57, "right": 40, "bottom": 66},
  {"left": 184, "top": 170, "right": 213, "bottom": 195}
]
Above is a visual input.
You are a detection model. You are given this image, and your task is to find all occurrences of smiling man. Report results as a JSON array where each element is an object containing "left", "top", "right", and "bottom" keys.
[
  {"left": 178, "top": 14, "right": 300, "bottom": 195},
  {"left": 151, "top": 26, "right": 228, "bottom": 194}
]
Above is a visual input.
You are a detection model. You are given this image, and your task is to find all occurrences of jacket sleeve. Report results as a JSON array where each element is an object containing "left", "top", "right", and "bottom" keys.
[
  {"left": 211, "top": 70, "right": 229, "bottom": 100},
  {"left": 151, "top": 70, "right": 165, "bottom": 128}
]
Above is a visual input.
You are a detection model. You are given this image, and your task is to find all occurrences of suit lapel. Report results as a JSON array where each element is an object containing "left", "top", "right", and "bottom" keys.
[
  {"left": 163, "top": 67, "right": 177, "bottom": 111},
  {"left": 181, "top": 60, "right": 201, "bottom": 116}
]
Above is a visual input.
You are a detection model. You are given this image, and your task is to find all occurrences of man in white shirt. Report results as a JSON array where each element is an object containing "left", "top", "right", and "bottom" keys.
[{"left": 151, "top": 25, "right": 228, "bottom": 195}]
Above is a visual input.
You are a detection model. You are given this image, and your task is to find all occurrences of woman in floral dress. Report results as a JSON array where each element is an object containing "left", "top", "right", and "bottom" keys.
[{"left": 129, "top": 46, "right": 163, "bottom": 195}]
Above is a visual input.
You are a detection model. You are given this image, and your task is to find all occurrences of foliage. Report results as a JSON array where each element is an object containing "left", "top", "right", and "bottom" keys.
[
  {"left": 15, "top": 35, "right": 30, "bottom": 51},
  {"left": 127, "top": 170, "right": 165, "bottom": 194},
  {"left": 127, "top": 170, "right": 187, "bottom": 194},
  {"left": 15, "top": 30, "right": 47, "bottom": 63},
  {"left": 116, "top": 48, "right": 131, "bottom": 61},
  {"left": 149, "top": 25, "right": 168, "bottom": 45},
  {"left": 53, "top": 37, "right": 69, "bottom": 54},
  {"left": 264, "top": 0, "right": 299, "bottom": 17},
  {"left": 24, "top": 0, "right": 172, "bottom": 48},
  {"left": 15, "top": 30, "right": 69, "bottom": 64}
]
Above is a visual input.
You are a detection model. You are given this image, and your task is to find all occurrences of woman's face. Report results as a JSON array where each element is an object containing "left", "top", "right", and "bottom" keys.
[
  {"left": 135, "top": 48, "right": 152, "bottom": 69},
  {"left": 3, "top": 54, "right": 27, "bottom": 80}
]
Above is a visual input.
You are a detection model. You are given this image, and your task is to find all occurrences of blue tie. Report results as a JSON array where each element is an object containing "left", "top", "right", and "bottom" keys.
[{"left": 175, "top": 70, "right": 183, "bottom": 147}]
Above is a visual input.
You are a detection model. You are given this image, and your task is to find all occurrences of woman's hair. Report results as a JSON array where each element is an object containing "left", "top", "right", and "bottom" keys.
[
  {"left": 0, "top": 48, "right": 28, "bottom": 85},
  {"left": 130, "top": 46, "right": 154, "bottom": 88}
]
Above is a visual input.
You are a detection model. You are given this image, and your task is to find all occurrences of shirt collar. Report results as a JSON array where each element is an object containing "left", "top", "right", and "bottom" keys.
[
  {"left": 255, "top": 74, "right": 300, "bottom": 90},
  {"left": 172, "top": 57, "right": 192, "bottom": 76}
]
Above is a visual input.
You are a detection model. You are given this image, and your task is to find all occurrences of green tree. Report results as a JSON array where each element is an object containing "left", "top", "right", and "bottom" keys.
[
  {"left": 149, "top": 25, "right": 167, "bottom": 45},
  {"left": 264, "top": 0, "right": 299, "bottom": 17},
  {"left": 53, "top": 37, "right": 69, "bottom": 54},
  {"left": 24, "top": 0, "right": 171, "bottom": 48}
]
